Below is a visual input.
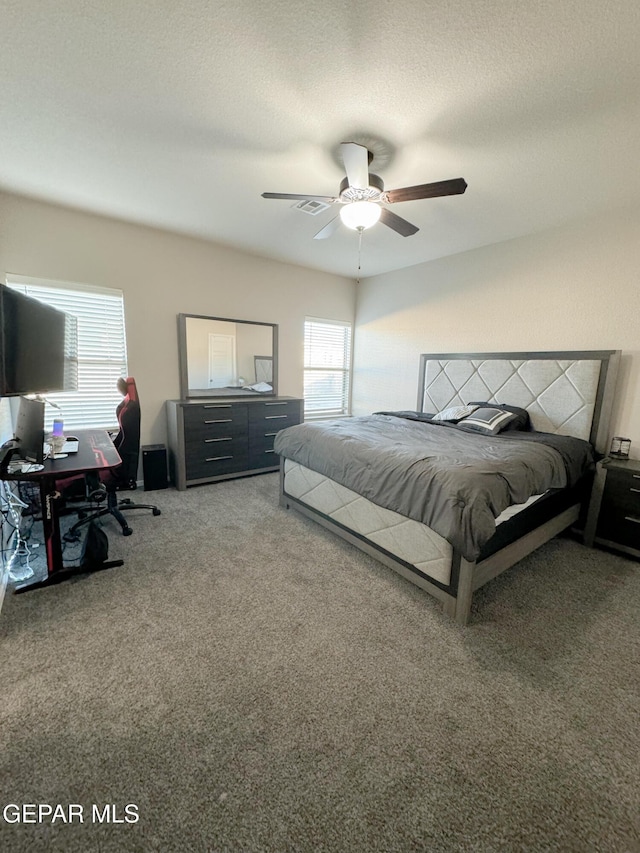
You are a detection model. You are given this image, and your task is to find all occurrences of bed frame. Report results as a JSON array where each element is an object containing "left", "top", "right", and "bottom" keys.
[{"left": 279, "top": 350, "right": 620, "bottom": 625}]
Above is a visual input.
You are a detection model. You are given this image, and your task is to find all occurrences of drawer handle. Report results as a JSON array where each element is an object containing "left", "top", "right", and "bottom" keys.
[
  {"left": 630, "top": 488, "right": 640, "bottom": 493},
  {"left": 264, "top": 449, "right": 275, "bottom": 454},
  {"left": 624, "top": 516, "right": 640, "bottom": 524},
  {"left": 633, "top": 474, "right": 640, "bottom": 479},
  {"left": 205, "top": 455, "right": 233, "bottom": 462},
  {"left": 204, "top": 418, "right": 232, "bottom": 424},
  {"left": 264, "top": 432, "right": 278, "bottom": 437},
  {"left": 204, "top": 437, "right": 231, "bottom": 443},
  {"left": 204, "top": 405, "right": 231, "bottom": 409},
  {"left": 265, "top": 415, "right": 288, "bottom": 420},
  {"left": 265, "top": 402, "right": 287, "bottom": 406}
]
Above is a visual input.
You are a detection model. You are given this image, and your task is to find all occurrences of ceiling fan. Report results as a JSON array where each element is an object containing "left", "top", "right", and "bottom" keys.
[{"left": 261, "top": 142, "right": 467, "bottom": 239}]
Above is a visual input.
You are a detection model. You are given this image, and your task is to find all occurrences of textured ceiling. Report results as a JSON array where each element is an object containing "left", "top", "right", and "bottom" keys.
[{"left": 1, "top": 0, "right": 639, "bottom": 278}]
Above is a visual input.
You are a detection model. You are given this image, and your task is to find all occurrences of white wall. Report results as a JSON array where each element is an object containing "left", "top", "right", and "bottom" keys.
[
  {"left": 4, "top": 190, "right": 637, "bottom": 459},
  {"left": 0, "top": 191, "right": 355, "bottom": 446},
  {"left": 353, "top": 205, "right": 640, "bottom": 457}
]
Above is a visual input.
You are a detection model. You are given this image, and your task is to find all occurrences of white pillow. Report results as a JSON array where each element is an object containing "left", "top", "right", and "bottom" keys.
[{"left": 432, "top": 404, "right": 479, "bottom": 422}]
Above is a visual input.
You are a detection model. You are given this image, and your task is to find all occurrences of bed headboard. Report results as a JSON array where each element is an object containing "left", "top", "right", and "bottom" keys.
[{"left": 417, "top": 350, "right": 620, "bottom": 453}]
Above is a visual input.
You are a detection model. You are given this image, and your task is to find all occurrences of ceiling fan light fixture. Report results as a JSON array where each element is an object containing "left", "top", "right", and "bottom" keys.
[{"left": 339, "top": 201, "right": 381, "bottom": 231}]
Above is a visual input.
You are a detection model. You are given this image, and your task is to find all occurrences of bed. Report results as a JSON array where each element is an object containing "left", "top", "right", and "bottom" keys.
[{"left": 275, "top": 350, "right": 620, "bottom": 624}]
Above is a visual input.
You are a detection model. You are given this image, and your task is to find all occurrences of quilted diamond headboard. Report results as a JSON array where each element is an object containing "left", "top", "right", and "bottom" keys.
[{"left": 418, "top": 351, "right": 620, "bottom": 452}]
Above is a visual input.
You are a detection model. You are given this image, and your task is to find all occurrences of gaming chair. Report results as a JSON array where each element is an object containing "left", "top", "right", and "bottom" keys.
[{"left": 64, "top": 377, "right": 161, "bottom": 539}]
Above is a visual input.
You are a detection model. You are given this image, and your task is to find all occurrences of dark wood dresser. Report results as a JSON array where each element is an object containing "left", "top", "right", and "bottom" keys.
[
  {"left": 585, "top": 457, "right": 640, "bottom": 559},
  {"left": 166, "top": 397, "right": 303, "bottom": 490}
]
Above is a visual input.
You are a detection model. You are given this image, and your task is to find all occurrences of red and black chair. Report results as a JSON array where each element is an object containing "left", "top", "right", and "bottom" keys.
[{"left": 64, "top": 377, "right": 161, "bottom": 539}]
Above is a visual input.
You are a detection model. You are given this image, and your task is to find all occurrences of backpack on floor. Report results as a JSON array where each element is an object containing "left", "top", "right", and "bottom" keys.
[{"left": 80, "top": 521, "right": 109, "bottom": 568}]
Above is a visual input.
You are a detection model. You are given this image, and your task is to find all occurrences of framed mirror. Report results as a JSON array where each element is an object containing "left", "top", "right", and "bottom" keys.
[{"left": 178, "top": 314, "right": 278, "bottom": 399}]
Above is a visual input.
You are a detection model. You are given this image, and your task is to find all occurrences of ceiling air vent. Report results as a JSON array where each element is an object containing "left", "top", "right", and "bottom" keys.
[{"left": 292, "top": 199, "right": 331, "bottom": 216}]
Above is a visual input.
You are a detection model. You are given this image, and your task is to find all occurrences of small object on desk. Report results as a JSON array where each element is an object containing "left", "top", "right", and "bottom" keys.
[
  {"left": 48, "top": 418, "right": 68, "bottom": 458},
  {"left": 47, "top": 433, "right": 67, "bottom": 459},
  {"left": 61, "top": 436, "right": 79, "bottom": 454},
  {"left": 7, "top": 459, "right": 44, "bottom": 474}
]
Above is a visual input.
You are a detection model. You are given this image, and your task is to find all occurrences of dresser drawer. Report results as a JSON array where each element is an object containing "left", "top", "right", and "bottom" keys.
[
  {"left": 597, "top": 507, "right": 640, "bottom": 550},
  {"left": 185, "top": 444, "right": 249, "bottom": 480},
  {"left": 183, "top": 403, "right": 248, "bottom": 429},
  {"left": 248, "top": 447, "right": 279, "bottom": 470},
  {"left": 248, "top": 400, "right": 302, "bottom": 432},
  {"left": 185, "top": 420, "right": 248, "bottom": 443},
  {"left": 602, "top": 469, "right": 640, "bottom": 513},
  {"left": 185, "top": 433, "right": 245, "bottom": 456},
  {"left": 249, "top": 430, "right": 278, "bottom": 455}
]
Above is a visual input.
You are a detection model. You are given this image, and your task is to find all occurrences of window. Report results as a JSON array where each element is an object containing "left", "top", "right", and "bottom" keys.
[
  {"left": 304, "top": 318, "right": 352, "bottom": 419},
  {"left": 6, "top": 276, "right": 128, "bottom": 431}
]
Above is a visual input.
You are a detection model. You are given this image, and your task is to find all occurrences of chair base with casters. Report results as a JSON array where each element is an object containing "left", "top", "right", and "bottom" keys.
[{"left": 63, "top": 485, "right": 161, "bottom": 542}]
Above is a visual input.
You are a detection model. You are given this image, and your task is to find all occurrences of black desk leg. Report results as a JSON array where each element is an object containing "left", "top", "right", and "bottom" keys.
[
  {"left": 14, "top": 558, "right": 124, "bottom": 592},
  {"left": 40, "top": 476, "right": 64, "bottom": 575}
]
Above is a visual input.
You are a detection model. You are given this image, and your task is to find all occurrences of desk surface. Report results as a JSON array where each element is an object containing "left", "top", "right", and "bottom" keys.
[{"left": 4, "top": 428, "right": 121, "bottom": 481}]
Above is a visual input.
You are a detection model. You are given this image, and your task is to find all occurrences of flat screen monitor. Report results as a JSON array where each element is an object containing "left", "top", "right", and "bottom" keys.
[
  {"left": 13, "top": 397, "right": 45, "bottom": 464},
  {"left": 0, "top": 284, "right": 78, "bottom": 397}
]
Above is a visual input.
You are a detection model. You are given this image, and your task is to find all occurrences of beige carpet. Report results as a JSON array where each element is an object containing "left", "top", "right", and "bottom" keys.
[{"left": 1, "top": 473, "right": 639, "bottom": 852}]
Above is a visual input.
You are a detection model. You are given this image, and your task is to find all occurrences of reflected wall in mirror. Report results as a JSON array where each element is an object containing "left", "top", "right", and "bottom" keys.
[{"left": 178, "top": 314, "right": 278, "bottom": 399}]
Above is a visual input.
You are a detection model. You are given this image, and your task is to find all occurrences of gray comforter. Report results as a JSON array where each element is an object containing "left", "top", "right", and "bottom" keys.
[{"left": 274, "top": 414, "right": 594, "bottom": 561}]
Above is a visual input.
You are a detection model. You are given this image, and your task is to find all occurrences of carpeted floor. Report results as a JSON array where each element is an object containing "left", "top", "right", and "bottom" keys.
[{"left": 0, "top": 473, "right": 639, "bottom": 853}]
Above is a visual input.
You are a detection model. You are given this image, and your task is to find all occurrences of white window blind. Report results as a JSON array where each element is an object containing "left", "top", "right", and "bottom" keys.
[
  {"left": 6, "top": 277, "right": 128, "bottom": 431},
  {"left": 304, "top": 318, "right": 352, "bottom": 418}
]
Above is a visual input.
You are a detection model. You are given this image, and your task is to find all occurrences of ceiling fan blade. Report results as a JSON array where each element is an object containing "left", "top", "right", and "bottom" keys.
[
  {"left": 340, "top": 142, "right": 370, "bottom": 190},
  {"left": 262, "top": 192, "right": 338, "bottom": 202},
  {"left": 313, "top": 215, "right": 342, "bottom": 240},
  {"left": 385, "top": 178, "right": 467, "bottom": 204},
  {"left": 379, "top": 207, "right": 419, "bottom": 237}
]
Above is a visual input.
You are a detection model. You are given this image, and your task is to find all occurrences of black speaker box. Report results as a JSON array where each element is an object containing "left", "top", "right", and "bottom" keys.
[{"left": 142, "top": 444, "right": 168, "bottom": 491}]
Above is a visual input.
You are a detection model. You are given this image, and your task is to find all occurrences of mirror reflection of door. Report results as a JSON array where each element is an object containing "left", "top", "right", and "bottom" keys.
[
  {"left": 182, "top": 315, "right": 276, "bottom": 394},
  {"left": 208, "top": 333, "right": 236, "bottom": 387}
]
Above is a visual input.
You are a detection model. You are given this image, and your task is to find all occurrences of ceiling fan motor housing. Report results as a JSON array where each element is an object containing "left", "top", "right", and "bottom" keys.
[{"left": 339, "top": 173, "right": 384, "bottom": 202}]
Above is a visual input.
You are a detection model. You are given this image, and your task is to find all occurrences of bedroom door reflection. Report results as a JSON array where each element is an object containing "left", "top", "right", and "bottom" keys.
[{"left": 208, "top": 333, "right": 236, "bottom": 388}]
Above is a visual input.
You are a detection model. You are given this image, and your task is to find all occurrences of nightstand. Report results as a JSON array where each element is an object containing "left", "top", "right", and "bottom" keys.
[{"left": 584, "top": 457, "right": 640, "bottom": 559}]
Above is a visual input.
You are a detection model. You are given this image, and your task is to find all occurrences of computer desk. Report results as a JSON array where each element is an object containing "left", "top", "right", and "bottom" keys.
[{"left": 2, "top": 428, "right": 122, "bottom": 591}]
